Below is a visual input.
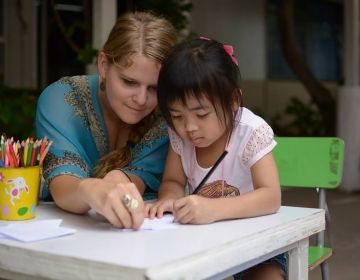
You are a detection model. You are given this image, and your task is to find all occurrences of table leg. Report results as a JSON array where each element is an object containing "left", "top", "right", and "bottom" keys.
[{"left": 287, "top": 238, "right": 309, "bottom": 280}]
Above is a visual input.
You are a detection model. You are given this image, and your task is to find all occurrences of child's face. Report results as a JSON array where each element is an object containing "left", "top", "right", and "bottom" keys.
[{"left": 169, "top": 95, "right": 228, "bottom": 149}]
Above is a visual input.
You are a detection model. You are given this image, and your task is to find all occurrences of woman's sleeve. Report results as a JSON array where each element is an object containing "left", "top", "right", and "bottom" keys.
[
  {"left": 121, "top": 118, "right": 170, "bottom": 192},
  {"left": 35, "top": 81, "right": 91, "bottom": 200}
]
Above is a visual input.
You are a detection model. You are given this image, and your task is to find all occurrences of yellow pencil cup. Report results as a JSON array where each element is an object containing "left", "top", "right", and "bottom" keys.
[{"left": 0, "top": 166, "right": 41, "bottom": 220}]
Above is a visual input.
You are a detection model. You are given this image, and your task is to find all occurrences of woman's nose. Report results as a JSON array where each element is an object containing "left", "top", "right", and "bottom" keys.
[{"left": 133, "top": 88, "right": 148, "bottom": 105}]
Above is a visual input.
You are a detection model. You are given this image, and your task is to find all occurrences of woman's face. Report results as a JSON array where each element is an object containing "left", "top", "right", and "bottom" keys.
[{"left": 98, "top": 52, "right": 160, "bottom": 125}]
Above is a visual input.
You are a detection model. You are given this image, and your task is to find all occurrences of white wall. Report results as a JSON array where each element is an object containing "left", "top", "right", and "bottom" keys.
[
  {"left": 189, "top": 0, "right": 339, "bottom": 123},
  {"left": 190, "top": 0, "right": 266, "bottom": 80}
]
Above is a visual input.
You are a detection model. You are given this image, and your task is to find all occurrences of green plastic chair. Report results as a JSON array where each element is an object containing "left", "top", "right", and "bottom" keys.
[{"left": 273, "top": 137, "right": 344, "bottom": 280}]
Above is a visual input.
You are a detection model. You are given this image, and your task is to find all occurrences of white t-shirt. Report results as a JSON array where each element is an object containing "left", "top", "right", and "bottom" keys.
[{"left": 168, "top": 107, "right": 276, "bottom": 197}]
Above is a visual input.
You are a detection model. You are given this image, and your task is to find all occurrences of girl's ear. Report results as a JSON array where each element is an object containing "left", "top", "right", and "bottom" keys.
[
  {"left": 232, "top": 89, "right": 242, "bottom": 111},
  {"left": 97, "top": 51, "right": 109, "bottom": 79}
]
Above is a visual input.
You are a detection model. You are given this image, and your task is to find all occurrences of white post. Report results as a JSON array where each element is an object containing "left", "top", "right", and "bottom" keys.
[
  {"left": 86, "top": 0, "right": 117, "bottom": 74},
  {"left": 4, "top": 0, "right": 37, "bottom": 88},
  {"left": 337, "top": 0, "right": 360, "bottom": 191}
]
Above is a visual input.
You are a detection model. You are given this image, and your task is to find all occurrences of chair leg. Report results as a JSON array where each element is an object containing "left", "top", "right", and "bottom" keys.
[{"left": 321, "top": 261, "right": 330, "bottom": 280}]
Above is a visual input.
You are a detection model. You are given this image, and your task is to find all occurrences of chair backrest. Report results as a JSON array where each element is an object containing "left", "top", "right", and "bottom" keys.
[{"left": 273, "top": 137, "right": 344, "bottom": 190}]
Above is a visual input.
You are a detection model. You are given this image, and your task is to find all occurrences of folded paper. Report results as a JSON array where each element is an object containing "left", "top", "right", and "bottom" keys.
[{"left": 0, "top": 219, "right": 76, "bottom": 242}]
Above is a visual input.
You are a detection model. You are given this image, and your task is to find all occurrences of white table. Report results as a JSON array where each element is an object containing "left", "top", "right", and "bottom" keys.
[{"left": 0, "top": 204, "right": 324, "bottom": 280}]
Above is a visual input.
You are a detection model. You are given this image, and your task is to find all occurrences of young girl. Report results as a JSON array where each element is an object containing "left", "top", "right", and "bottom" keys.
[{"left": 146, "top": 38, "right": 286, "bottom": 280}]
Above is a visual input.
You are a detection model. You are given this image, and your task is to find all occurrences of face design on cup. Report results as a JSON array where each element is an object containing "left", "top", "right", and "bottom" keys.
[
  {"left": 5, "top": 177, "right": 29, "bottom": 206},
  {"left": 0, "top": 166, "right": 40, "bottom": 220}
]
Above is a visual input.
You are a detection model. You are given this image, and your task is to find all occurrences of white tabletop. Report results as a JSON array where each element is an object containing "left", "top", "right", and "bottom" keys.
[{"left": 0, "top": 204, "right": 324, "bottom": 280}]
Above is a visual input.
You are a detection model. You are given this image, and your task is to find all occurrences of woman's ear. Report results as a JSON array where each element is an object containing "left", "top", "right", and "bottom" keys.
[{"left": 97, "top": 51, "right": 109, "bottom": 79}]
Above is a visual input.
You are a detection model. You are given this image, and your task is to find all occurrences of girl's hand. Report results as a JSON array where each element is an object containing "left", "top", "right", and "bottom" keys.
[
  {"left": 145, "top": 199, "right": 175, "bottom": 219},
  {"left": 78, "top": 178, "right": 144, "bottom": 230},
  {"left": 173, "top": 195, "right": 217, "bottom": 224}
]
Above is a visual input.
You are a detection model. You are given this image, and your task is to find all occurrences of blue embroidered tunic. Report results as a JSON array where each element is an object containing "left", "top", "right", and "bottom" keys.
[{"left": 36, "top": 75, "right": 169, "bottom": 201}]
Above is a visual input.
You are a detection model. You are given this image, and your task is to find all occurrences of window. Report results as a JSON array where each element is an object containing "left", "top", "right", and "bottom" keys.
[{"left": 267, "top": 0, "right": 342, "bottom": 81}]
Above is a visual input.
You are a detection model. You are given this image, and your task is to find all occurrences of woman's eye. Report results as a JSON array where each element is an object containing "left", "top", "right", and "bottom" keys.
[
  {"left": 148, "top": 86, "right": 157, "bottom": 93},
  {"left": 171, "top": 115, "right": 182, "bottom": 120},
  {"left": 122, "top": 78, "right": 136, "bottom": 86}
]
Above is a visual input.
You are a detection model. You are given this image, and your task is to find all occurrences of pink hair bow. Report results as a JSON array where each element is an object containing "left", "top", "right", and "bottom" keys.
[
  {"left": 223, "top": 44, "right": 239, "bottom": 66},
  {"left": 200, "top": 37, "right": 239, "bottom": 66}
]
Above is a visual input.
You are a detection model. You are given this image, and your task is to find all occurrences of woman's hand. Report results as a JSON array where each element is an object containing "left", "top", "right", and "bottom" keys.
[
  {"left": 145, "top": 199, "right": 175, "bottom": 219},
  {"left": 78, "top": 177, "right": 145, "bottom": 229},
  {"left": 173, "top": 195, "right": 217, "bottom": 224}
]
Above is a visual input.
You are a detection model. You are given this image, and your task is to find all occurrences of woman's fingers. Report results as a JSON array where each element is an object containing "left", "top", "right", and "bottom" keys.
[
  {"left": 104, "top": 209, "right": 125, "bottom": 228},
  {"left": 97, "top": 182, "right": 144, "bottom": 229},
  {"left": 125, "top": 185, "right": 145, "bottom": 229}
]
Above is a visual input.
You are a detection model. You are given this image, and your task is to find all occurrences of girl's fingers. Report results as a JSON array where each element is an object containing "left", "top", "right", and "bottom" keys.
[
  {"left": 156, "top": 204, "right": 167, "bottom": 218},
  {"left": 174, "top": 201, "right": 192, "bottom": 224},
  {"left": 178, "top": 212, "right": 193, "bottom": 224},
  {"left": 173, "top": 197, "right": 187, "bottom": 211},
  {"left": 149, "top": 204, "right": 160, "bottom": 219},
  {"left": 144, "top": 203, "right": 152, "bottom": 218}
]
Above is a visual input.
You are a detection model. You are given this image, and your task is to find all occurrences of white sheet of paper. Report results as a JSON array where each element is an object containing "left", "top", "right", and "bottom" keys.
[
  {"left": 140, "top": 214, "right": 178, "bottom": 230},
  {"left": 116, "top": 214, "right": 178, "bottom": 231},
  {"left": 0, "top": 219, "right": 76, "bottom": 242}
]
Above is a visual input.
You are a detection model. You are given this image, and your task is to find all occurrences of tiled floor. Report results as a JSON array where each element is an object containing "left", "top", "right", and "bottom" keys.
[{"left": 282, "top": 188, "right": 360, "bottom": 280}]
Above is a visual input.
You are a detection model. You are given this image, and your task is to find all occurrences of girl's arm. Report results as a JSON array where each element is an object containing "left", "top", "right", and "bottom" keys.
[
  {"left": 174, "top": 152, "right": 281, "bottom": 224},
  {"left": 211, "top": 152, "right": 281, "bottom": 221},
  {"left": 146, "top": 146, "right": 187, "bottom": 218},
  {"left": 158, "top": 145, "right": 187, "bottom": 200}
]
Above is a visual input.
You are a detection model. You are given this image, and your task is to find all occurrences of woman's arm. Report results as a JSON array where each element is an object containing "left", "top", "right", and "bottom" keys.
[
  {"left": 50, "top": 170, "right": 145, "bottom": 229},
  {"left": 50, "top": 169, "right": 145, "bottom": 212}
]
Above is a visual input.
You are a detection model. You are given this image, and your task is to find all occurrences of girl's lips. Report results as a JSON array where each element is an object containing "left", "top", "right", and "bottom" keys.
[{"left": 190, "top": 137, "right": 203, "bottom": 144}]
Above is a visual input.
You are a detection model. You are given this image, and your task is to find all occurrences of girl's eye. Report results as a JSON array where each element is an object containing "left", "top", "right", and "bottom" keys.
[
  {"left": 197, "top": 113, "right": 209, "bottom": 119},
  {"left": 171, "top": 115, "right": 182, "bottom": 120}
]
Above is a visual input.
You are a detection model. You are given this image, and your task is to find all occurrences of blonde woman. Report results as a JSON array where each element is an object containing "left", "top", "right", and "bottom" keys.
[{"left": 36, "top": 12, "right": 177, "bottom": 229}]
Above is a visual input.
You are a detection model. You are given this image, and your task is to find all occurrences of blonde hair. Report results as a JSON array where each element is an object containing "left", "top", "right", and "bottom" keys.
[{"left": 94, "top": 12, "right": 177, "bottom": 178}]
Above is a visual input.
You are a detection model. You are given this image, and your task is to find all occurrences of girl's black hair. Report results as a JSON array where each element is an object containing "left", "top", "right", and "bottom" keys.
[{"left": 157, "top": 38, "right": 243, "bottom": 130}]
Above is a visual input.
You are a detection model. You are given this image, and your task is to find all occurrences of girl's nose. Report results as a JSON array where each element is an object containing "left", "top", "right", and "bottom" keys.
[
  {"left": 133, "top": 88, "right": 148, "bottom": 105},
  {"left": 185, "top": 120, "right": 198, "bottom": 132}
]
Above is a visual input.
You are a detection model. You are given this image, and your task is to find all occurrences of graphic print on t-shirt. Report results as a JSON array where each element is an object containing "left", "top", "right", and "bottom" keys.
[{"left": 196, "top": 180, "right": 240, "bottom": 198}]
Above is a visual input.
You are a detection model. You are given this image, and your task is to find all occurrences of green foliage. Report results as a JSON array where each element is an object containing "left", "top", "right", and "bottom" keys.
[
  {"left": 77, "top": 43, "right": 98, "bottom": 65},
  {"left": 0, "top": 84, "right": 38, "bottom": 139},
  {"left": 271, "top": 97, "right": 327, "bottom": 136}
]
